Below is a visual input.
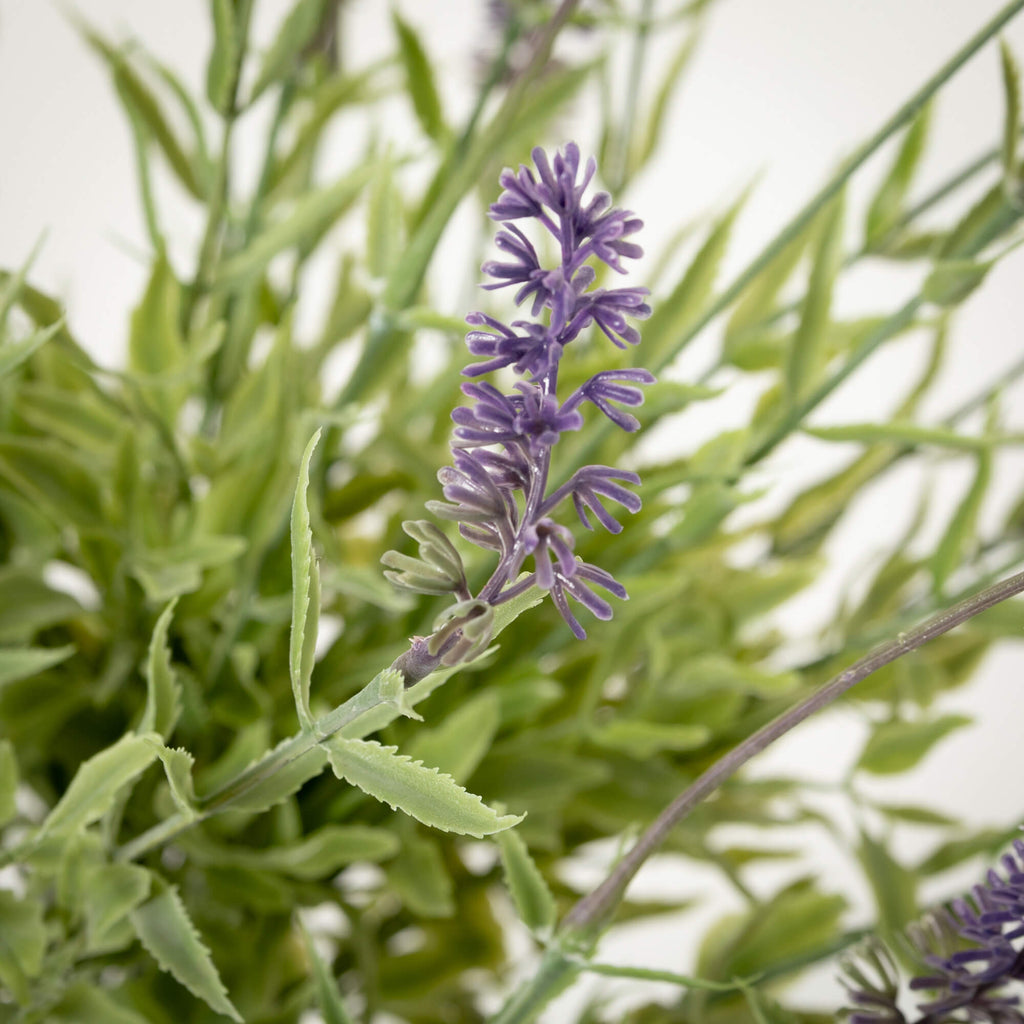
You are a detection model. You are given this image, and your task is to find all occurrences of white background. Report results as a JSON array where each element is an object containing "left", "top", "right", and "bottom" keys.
[{"left": 2, "top": 0, "right": 1024, "bottom": 1019}]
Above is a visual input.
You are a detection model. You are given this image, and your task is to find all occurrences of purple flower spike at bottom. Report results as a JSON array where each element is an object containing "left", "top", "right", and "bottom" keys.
[{"left": 384, "top": 145, "right": 654, "bottom": 650}]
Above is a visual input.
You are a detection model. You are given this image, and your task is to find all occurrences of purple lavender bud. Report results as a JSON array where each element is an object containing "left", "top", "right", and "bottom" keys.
[
  {"left": 464, "top": 313, "right": 557, "bottom": 379},
  {"left": 517, "top": 517, "right": 576, "bottom": 590},
  {"left": 563, "top": 368, "right": 657, "bottom": 432}
]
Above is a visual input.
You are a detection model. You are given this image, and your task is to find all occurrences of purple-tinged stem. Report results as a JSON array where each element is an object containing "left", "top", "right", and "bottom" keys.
[{"left": 561, "top": 568, "right": 1024, "bottom": 940}]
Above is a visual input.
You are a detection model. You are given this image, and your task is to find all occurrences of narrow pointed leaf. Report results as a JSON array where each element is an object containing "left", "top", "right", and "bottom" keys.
[
  {"left": 786, "top": 192, "right": 845, "bottom": 401},
  {"left": 930, "top": 447, "right": 991, "bottom": 591},
  {"left": 0, "top": 322, "right": 61, "bottom": 380},
  {"left": 39, "top": 732, "right": 162, "bottom": 838},
  {"left": 393, "top": 11, "right": 445, "bottom": 142},
  {"left": 207, "top": 0, "right": 239, "bottom": 113},
  {"left": 140, "top": 599, "right": 181, "bottom": 738},
  {"left": 865, "top": 104, "right": 930, "bottom": 244},
  {"left": 290, "top": 429, "right": 322, "bottom": 731},
  {"left": 805, "top": 421, "right": 1012, "bottom": 451},
  {"left": 250, "top": 0, "right": 325, "bottom": 103},
  {"left": 130, "top": 885, "right": 243, "bottom": 1022},
  {"left": 0, "top": 740, "right": 17, "bottom": 826},
  {"left": 857, "top": 714, "right": 973, "bottom": 775},
  {"left": 496, "top": 829, "right": 556, "bottom": 933},
  {"left": 300, "top": 919, "right": 356, "bottom": 1024},
  {"left": 321, "top": 736, "right": 523, "bottom": 837},
  {"left": 1001, "top": 39, "right": 1021, "bottom": 183}
]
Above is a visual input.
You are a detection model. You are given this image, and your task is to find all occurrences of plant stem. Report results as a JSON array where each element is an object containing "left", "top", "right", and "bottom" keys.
[{"left": 560, "top": 567, "right": 1024, "bottom": 939}]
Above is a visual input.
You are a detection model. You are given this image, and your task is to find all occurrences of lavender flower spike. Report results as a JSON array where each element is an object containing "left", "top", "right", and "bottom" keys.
[{"left": 383, "top": 144, "right": 653, "bottom": 649}]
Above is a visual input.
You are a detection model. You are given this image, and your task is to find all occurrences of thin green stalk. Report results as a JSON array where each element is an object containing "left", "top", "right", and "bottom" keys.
[
  {"left": 607, "top": 0, "right": 655, "bottom": 192},
  {"left": 558, "top": 567, "right": 1024, "bottom": 940}
]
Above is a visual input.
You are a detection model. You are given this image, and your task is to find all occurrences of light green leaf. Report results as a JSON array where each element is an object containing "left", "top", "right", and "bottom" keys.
[
  {"left": 633, "top": 30, "right": 700, "bottom": 172},
  {"left": 39, "top": 732, "right": 162, "bottom": 838},
  {"left": 212, "top": 742, "right": 328, "bottom": 816},
  {"left": 300, "top": 919, "right": 356, "bottom": 1024},
  {"left": 154, "top": 745, "right": 197, "bottom": 819},
  {"left": 393, "top": 11, "right": 446, "bottom": 142},
  {"left": 0, "top": 740, "right": 16, "bottom": 827},
  {"left": 857, "top": 714, "right": 973, "bottom": 775},
  {"left": 140, "top": 599, "right": 181, "bottom": 738},
  {"left": 0, "top": 891, "right": 46, "bottom": 1004},
  {"left": 917, "top": 825, "right": 1021, "bottom": 875},
  {"left": 386, "top": 828, "right": 455, "bottom": 918},
  {"left": 321, "top": 736, "right": 523, "bottom": 837},
  {"left": 49, "top": 982, "right": 152, "bottom": 1024},
  {"left": 129, "top": 535, "right": 249, "bottom": 602},
  {"left": 872, "top": 802, "right": 957, "bottom": 827},
  {"left": 938, "top": 183, "right": 1022, "bottom": 259},
  {"left": 786, "top": 192, "right": 845, "bottom": 402},
  {"left": 865, "top": 104, "right": 930, "bottom": 244},
  {"left": 0, "top": 322, "right": 61, "bottom": 380},
  {"left": 1001, "top": 39, "right": 1021, "bottom": 183},
  {"left": 923, "top": 257, "right": 994, "bottom": 307},
  {"left": 589, "top": 719, "right": 710, "bottom": 759},
  {"left": 805, "top": 421, "right": 1010, "bottom": 452},
  {"left": 214, "top": 163, "right": 376, "bottom": 287},
  {"left": 250, "top": 0, "right": 324, "bottom": 103},
  {"left": 405, "top": 692, "right": 500, "bottom": 784},
  {"left": 0, "top": 644, "right": 74, "bottom": 688},
  {"left": 290, "top": 429, "right": 322, "bottom": 731},
  {"left": 206, "top": 0, "right": 238, "bottom": 113},
  {"left": 130, "top": 884, "right": 242, "bottom": 1022},
  {"left": 857, "top": 829, "right": 918, "bottom": 942},
  {"left": 81, "top": 863, "right": 152, "bottom": 948},
  {"left": 366, "top": 156, "right": 404, "bottom": 279},
  {"left": 930, "top": 447, "right": 991, "bottom": 591},
  {"left": 496, "top": 828, "right": 556, "bottom": 933}
]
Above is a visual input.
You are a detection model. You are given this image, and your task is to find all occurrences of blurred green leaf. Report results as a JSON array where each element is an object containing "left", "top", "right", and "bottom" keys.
[
  {"left": 0, "top": 740, "right": 17, "bottom": 826},
  {"left": 300, "top": 918, "right": 356, "bottom": 1024},
  {"left": 865, "top": 104, "right": 930, "bottom": 245},
  {"left": 857, "top": 829, "right": 918, "bottom": 945},
  {"left": 805, "top": 421, "right": 1012, "bottom": 451},
  {"left": 589, "top": 719, "right": 710, "bottom": 758},
  {"left": 49, "top": 983, "right": 152, "bottom": 1024},
  {"left": 1001, "top": 39, "right": 1022, "bottom": 183},
  {"left": 0, "top": 891, "right": 46, "bottom": 1004},
  {"left": 0, "top": 322, "right": 61, "bottom": 381},
  {"left": 496, "top": 828, "right": 557, "bottom": 933},
  {"left": 130, "top": 884, "right": 243, "bottom": 1022},
  {"left": 856, "top": 714, "right": 972, "bottom": 775},
  {"left": 366, "top": 156, "right": 405, "bottom": 279},
  {"left": 405, "top": 692, "right": 500, "bottom": 784},
  {"left": 393, "top": 11, "right": 446, "bottom": 142},
  {"left": 916, "top": 825, "right": 1021, "bottom": 875},
  {"left": 387, "top": 828, "right": 455, "bottom": 917},
  {"left": 81, "top": 862, "right": 153, "bottom": 948},
  {"left": 140, "top": 600, "right": 181, "bottom": 739},
  {"left": 923, "top": 257, "right": 994, "bottom": 307},
  {"left": 250, "top": 0, "right": 325, "bottom": 102},
  {"left": 206, "top": 0, "right": 239, "bottom": 113},
  {"left": 322, "top": 736, "right": 524, "bottom": 837},
  {"left": 930, "top": 447, "right": 991, "bottom": 591},
  {"left": 0, "top": 644, "right": 74, "bottom": 689}
]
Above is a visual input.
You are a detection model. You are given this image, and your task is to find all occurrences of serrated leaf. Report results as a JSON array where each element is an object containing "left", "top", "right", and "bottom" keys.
[
  {"left": 154, "top": 745, "right": 197, "bottom": 818},
  {"left": 857, "top": 714, "right": 972, "bottom": 775},
  {"left": 290, "top": 429, "right": 322, "bottom": 731},
  {"left": 81, "top": 863, "right": 152, "bottom": 948},
  {"left": 214, "top": 163, "right": 376, "bottom": 287},
  {"left": 130, "top": 884, "right": 242, "bottom": 1022},
  {"left": 206, "top": 0, "right": 239, "bottom": 113},
  {"left": 250, "top": 0, "right": 324, "bottom": 103},
  {"left": 386, "top": 829, "right": 454, "bottom": 917},
  {"left": 300, "top": 920, "right": 356, "bottom": 1024},
  {"left": 321, "top": 736, "right": 523, "bottom": 837},
  {"left": 140, "top": 599, "right": 181, "bottom": 738},
  {"left": 0, "top": 740, "right": 15, "bottom": 827},
  {"left": 39, "top": 732, "right": 162, "bottom": 838},
  {"left": 0, "top": 644, "right": 74, "bottom": 688},
  {"left": 805, "top": 421, "right": 1009, "bottom": 452},
  {"left": 393, "top": 11, "right": 445, "bottom": 142},
  {"left": 496, "top": 829, "right": 556, "bottom": 933},
  {"left": 786, "top": 192, "right": 845, "bottom": 402},
  {"left": 405, "top": 692, "right": 500, "bottom": 784},
  {"left": 865, "top": 104, "right": 930, "bottom": 245},
  {"left": 1001, "top": 39, "right": 1021, "bottom": 183},
  {"left": 0, "top": 891, "right": 46, "bottom": 1003},
  {"left": 930, "top": 447, "right": 991, "bottom": 591}
]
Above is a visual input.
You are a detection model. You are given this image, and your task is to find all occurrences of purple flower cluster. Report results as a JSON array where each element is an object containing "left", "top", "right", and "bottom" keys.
[
  {"left": 840, "top": 838, "right": 1024, "bottom": 1023},
  {"left": 385, "top": 144, "right": 653, "bottom": 644}
]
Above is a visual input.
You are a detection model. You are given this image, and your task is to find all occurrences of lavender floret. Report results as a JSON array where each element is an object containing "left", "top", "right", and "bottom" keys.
[{"left": 383, "top": 143, "right": 653, "bottom": 647}]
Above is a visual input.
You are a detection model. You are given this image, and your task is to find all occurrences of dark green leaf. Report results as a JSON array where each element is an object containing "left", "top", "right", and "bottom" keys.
[
  {"left": 206, "top": 0, "right": 239, "bottom": 113},
  {"left": 0, "top": 740, "right": 17, "bottom": 826},
  {"left": 1001, "top": 39, "right": 1021, "bottom": 183},
  {"left": 300, "top": 919, "right": 356, "bottom": 1024},
  {"left": 0, "top": 891, "right": 46, "bottom": 1004}
]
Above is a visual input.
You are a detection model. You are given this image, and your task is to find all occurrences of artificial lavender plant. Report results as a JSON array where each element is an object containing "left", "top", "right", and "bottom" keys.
[{"left": 383, "top": 143, "right": 654, "bottom": 662}]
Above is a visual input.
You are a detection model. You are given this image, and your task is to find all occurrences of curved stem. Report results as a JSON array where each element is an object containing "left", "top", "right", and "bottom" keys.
[{"left": 560, "top": 567, "right": 1024, "bottom": 938}]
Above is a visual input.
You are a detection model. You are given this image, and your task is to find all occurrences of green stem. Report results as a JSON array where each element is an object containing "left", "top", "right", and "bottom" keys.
[
  {"left": 559, "top": 567, "right": 1024, "bottom": 940},
  {"left": 485, "top": 948, "right": 579, "bottom": 1024}
]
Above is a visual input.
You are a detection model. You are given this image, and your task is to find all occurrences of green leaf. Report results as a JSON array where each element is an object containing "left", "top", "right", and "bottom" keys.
[
  {"left": 0, "top": 321, "right": 61, "bottom": 380},
  {"left": 0, "top": 891, "right": 46, "bottom": 1004},
  {"left": 300, "top": 919, "right": 356, "bottom": 1024},
  {"left": 290, "top": 429, "right": 322, "bottom": 731},
  {"left": 872, "top": 802, "right": 957, "bottom": 827},
  {"left": 128, "top": 252, "right": 186, "bottom": 426},
  {"left": 154, "top": 745, "right": 198, "bottom": 819},
  {"left": 589, "top": 719, "right": 710, "bottom": 759},
  {"left": 786, "top": 193, "right": 845, "bottom": 402},
  {"left": 865, "top": 104, "right": 931, "bottom": 244},
  {"left": 212, "top": 742, "right": 328, "bottom": 816},
  {"left": 917, "top": 826, "right": 1021, "bottom": 875},
  {"left": 1001, "top": 39, "right": 1021, "bottom": 183},
  {"left": 938, "top": 182, "right": 1023, "bottom": 259},
  {"left": 857, "top": 714, "right": 973, "bottom": 775},
  {"left": 250, "top": 0, "right": 325, "bottom": 103},
  {"left": 129, "top": 535, "right": 249, "bottom": 602},
  {"left": 214, "top": 162, "right": 376, "bottom": 287},
  {"left": 405, "top": 692, "right": 500, "bottom": 784},
  {"left": 321, "top": 736, "right": 523, "bottom": 837},
  {"left": 386, "top": 829, "right": 455, "bottom": 917},
  {"left": 0, "top": 644, "right": 74, "bottom": 688},
  {"left": 140, "top": 600, "right": 181, "bottom": 738},
  {"left": 81, "top": 863, "right": 153, "bottom": 948},
  {"left": 0, "top": 740, "right": 16, "bottom": 826},
  {"left": 923, "top": 257, "right": 994, "bottom": 307},
  {"left": 393, "top": 11, "right": 446, "bottom": 142},
  {"left": 857, "top": 829, "right": 918, "bottom": 944},
  {"left": 496, "top": 828, "right": 556, "bottom": 934},
  {"left": 805, "top": 421, "right": 1010, "bottom": 452},
  {"left": 930, "top": 447, "right": 991, "bottom": 591},
  {"left": 39, "top": 732, "right": 162, "bottom": 838},
  {"left": 130, "top": 884, "right": 242, "bottom": 1022},
  {"left": 206, "top": 0, "right": 239, "bottom": 113},
  {"left": 49, "top": 982, "right": 152, "bottom": 1024},
  {"left": 366, "top": 156, "right": 404, "bottom": 279},
  {"left": 633, "top": 30, "right": 700, "bottom": 172}
]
